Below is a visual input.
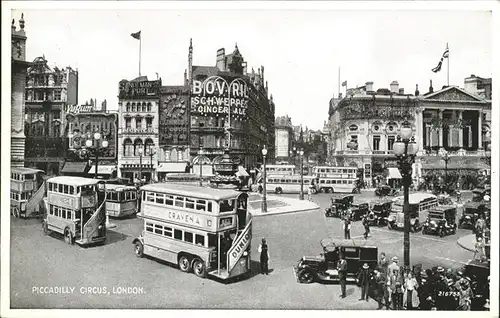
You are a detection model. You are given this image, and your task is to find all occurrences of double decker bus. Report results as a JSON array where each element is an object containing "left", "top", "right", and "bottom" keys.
[
  {"left": 10, "top": 168, "right": 46, "bottom": 218},
  {"left": 263, "top": 175, "right": 318, "bottom": 194},
  {"left": 264, "top": 164, "right": 296, "bottom": 176},
  {"left": 105, "top": 184, "right": 138, "bottom": 218},
  {"left": 312, "top": 166, "right": 358, "bottom": 193},
  {"left": 42, "top": 177, "right": 106, "bottom": 246},
  {"left": 133, "top": 183, "right": 252, "bottom": 281},
  {"left": 165, "top": 173, "right": 212, "bottom": 186}
]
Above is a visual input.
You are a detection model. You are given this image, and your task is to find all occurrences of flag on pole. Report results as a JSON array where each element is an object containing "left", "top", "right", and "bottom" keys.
[
  {"left": 341, "top": 81, "right": 347, "bottom": 87},
  {"left": 442, "top": 44, "right": 449, "bottom": 58},
  {"left": 131, "top": 31, "right": 141, "bottom": 40},
  {"left": 432, "top": 58, "right": 443, "bottom": 73}
]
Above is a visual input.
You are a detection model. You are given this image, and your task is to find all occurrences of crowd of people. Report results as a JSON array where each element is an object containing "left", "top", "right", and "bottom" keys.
[{"left": 351, "top": 252, "right": 490, "bottom": 311}]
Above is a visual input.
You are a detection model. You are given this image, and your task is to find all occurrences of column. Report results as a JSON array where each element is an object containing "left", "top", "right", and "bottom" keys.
[
  {"left": 438, "top": 110, "right": 443, "bottom": 148},
  {"left": 478, "top": 109, "right": 483, "bottom": 149},
  {"left": 458, "top": 110, "right": 463, "bottom": 148},
  {"left": 417, "top": 109, "right": 424, "bottom": 152}
]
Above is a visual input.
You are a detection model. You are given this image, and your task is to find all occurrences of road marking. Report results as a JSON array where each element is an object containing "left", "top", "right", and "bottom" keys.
[
  {"left": 371, "top": 228, "right": 447, "bottom": 243},
  {"left": 426, "top": 255, "right": 469, "bottom": 265}
]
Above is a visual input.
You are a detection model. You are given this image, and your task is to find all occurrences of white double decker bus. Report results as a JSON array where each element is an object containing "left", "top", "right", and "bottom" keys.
[
  {"left": 312, "top": 166, "right": 358, "bottom": 193},
  {"left": 133, "top": 183, "right": 252, "bottom": 281}
]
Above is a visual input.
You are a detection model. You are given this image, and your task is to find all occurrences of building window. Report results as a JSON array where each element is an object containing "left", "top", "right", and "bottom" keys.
[
  {"left": 388, "top": 136, "right": 395, "bottom": 150},
  {"left": 373, "top": 135, "right": 381, "bottom": 151},
  {"left": 125, "top": 118, "right": 132, "bottom": 129},
  {"left": 124, "top": 139, "right": 133, "bottom": 156},
  {"left": 54, "top": 90, "right": 61, "bottom": 101},
  {"left": 136, "top": 118, "right": 142, "bottom": 129},
  {"left": 126, "top": 103, "right": 131, "bottom": 112},
  {"left": 147, "top": 103, "right": 152, "bottom": 112},
  {"left": 131, "top": 103, "right": 136, "bottom": 112},
  {"left": 146, "top": 118, "right": 152, "bottom": 130}
]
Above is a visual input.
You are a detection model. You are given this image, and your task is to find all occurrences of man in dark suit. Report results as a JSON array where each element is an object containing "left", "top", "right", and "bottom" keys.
[
  {"left": 357, "top": 263, "right": 372, "bottom": 301},
  {"left": 338, "top": 254, "right": 348, "bottom": 298}
]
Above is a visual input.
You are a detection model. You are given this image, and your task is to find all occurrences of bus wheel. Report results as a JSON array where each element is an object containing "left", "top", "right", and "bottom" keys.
[
  {"left": 42, "top": 221, "right": 49, "bottom": 236},
  {"left": 329, "top": 188, "right": 334, "bottom": 193},
  {"left": 275, "top": 187, "right": 283, "bottom": 194},
  {"left": 310, "top": 187, "right": 317, "bottom": 194},
  {"left": 192, "top": 259, "right": 207, "bottom": 278},
  {"left": 134, "top": 241, "right": 144, "bottom": 258},
  {"left": 64, "top": 228, "right": 74, "bottom": 245},
  {"left": 13, "top": 207, "right": 20, "bottom": 218},
  {"left": 178, "top": 255, "right": 191, "bottom": 273}
]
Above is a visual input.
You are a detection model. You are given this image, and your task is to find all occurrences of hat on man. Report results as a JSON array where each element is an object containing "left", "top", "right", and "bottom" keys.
[
  {"left": 392, "top": 256, "right": 398, "bottom": 262},
  {"left": 363, "top": 263, "right": 369, "bottom": 269},
  {"left": 437, "top": 266, "right": 445, "bottom": 273}
]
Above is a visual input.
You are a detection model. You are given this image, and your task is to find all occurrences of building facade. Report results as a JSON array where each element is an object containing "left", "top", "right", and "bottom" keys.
[
  {"left": 11, "top": 14, "right": 29, "bottom": 168},
  {"left": 327, "top": 79, "right": 492, "bottom": 187},
  {"left": 24, "top": 56, "right": 79, "bottom": 176},
  {"left": 117, "top": 77, "right": 161, "bottom": 183},
  {"left": 188, "top": 41, "right": 276, "bottom": 169},
  {"left": 275, "top": 115, "right": 293, "bottom": 162},
  {"left": 64, "top": 100, "right": 118, "bottom": 178}
]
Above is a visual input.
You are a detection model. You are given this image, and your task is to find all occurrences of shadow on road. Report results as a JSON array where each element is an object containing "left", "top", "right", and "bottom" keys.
[{"left": 105, "top": 229, "right": 128, "bottom": 245}]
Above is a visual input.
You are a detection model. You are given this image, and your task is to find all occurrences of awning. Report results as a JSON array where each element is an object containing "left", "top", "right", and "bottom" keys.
[
  {"left": 157, "top": 162, "right": 188, "bottom": 173},
  {"left": 387, "top": 167, "right": 402, "bottom": 179},
  {"left": 88, "top": 165, "right": 116, "bottom": 175},
  {"left": 61, "top": 162, "right": 88, "bottom": 174}
]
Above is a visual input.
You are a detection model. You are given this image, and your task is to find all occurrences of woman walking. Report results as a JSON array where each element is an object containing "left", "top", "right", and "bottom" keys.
[
  {"left": 258, "top": 238, "right": 270, "bottom": 275},
  {"left": 403, "top": 272, "right": 420, "bottom": 310}
]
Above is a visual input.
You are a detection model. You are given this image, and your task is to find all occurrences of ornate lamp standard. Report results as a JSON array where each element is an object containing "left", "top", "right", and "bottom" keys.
[
  {"left": 438, "top": 148, "right": 449, "bottom": 193},
  {"left": 393, "top": 121, "right": 418, "bottom": 271},
  {"left": 292, "top": 146, "right": 297, "bottom": 165},
  {"left": 261, "top": 146, "right": 268, "bottom": 213},
  {"left": 199, "top": 122, "right": 204, "bottom": 187},
  {"left": 149, "top": 149, "right": 156, "bottom": 183},
  {"left": 84, "top": 132, "right": 109, "bottom": 179},
  {"left": 138, "top": 147, "right": 143, "bottom": 185},
  {"left": 299, "top": 148, "right": 305, "bottom": 200}
]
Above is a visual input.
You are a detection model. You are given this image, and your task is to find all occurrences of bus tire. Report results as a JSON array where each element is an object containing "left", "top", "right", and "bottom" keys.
[
  {"left": 192, "top": 258, "right": 207, "bottom": 278},
  {"left": 13, "top": 207, "right": 20, "bottom": 218},
  {"left": 329, "top": 188, "right": 334, "bottom": 193},
  {"left": 275, "top": 187, "right": 283, "bottom": 194},
  {"left": 64, "top": 228, "right": 74, "bottom": 245},
  {"left": 258, "top": 186, "right": 263, "bottom": 194},
  {"left": 42, "top": 221, "right": 49, "bottom": 235},
  {"left": 310, "top": 187, "right": 317, "bottom": 194},
  {"left": 134, "top": 241, "right": 144, "bottom": 258},
  {"left": 178, "top": 255, "right": 191, "bottom": 273}
]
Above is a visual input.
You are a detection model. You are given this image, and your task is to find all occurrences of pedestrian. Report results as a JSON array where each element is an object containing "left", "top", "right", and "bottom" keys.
[
  {"left": 343, "top": 216, "right": 351, "bottom": 239},
  {"left": 473, "top": 237, "right": 485, "bottom": 260},
  {"left": 307, "top": 185, "right": 313, "bottom": 201},
  {"left": 403, "top": 271, "right": 420, "bottom": 310},
  {"left": 258, "top": 238, "right": 269, "bottom": 275},
  {"left": 357, "top": 263, "right": 371, "bottom": 302},
  {"left": 393, "top": 277, "right": 404, "bottom": 310},
  {"left": 457, "top": 279, "right": 473, "bottom": 310},
  {"left": 388, "top": 256, "right": 401, "bottom": 281},
  {"left": 362, "top": 214, "right": 370, "bottom": 239},
  {"left": 338, "top": 254, "right": 348, "bottom": 298},
  {"left": 373, "top": 269, "right": 388, "bottom": 309},
  {"left": 475, "top": 217, "right": 485, "bottom": 241},
  {"left": 378, "top": 252, "right": 389, "bottom": 276}
]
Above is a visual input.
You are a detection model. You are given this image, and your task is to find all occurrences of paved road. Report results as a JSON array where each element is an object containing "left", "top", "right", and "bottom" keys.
[{"left": 10, "top": 190, "right": 474, "bottom": 309}]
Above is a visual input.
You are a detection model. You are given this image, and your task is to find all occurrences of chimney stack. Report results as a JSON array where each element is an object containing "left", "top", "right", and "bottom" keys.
[
  {"left": 429, "top": 80, "right": 434, "bottom": 93},
  {"left": 365, "top": 81, "right": 374, "bottom": 92},
  {"left": 415, "top": 84, "right": 420, "bottom": 96},
  {"left": 216, "top": 48, "right": 225, "bottom": 71},
  {"left": 390, "top": 81, "right": 399, "bottom": 94},
  {"left": 399, "top": 88, "right": 404, "bottom": 94}
]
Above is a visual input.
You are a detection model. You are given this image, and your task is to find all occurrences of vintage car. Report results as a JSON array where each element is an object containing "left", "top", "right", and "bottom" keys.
[
  {"left": 437, "top": 194, "right": 454, "bottom": 205},
  {"left": 325, "top": 194, "right": 354, "bottom": 218},
  {"left": 368, "top": 199, "right": 393, "bottom": 226},
  {"left": 387, "top": 193, "right": 438, "bottom": 232},
  {"left": 422, "top": 205, "right": 457, "bottom": 237},
  {"left": 459, "top": 201, "right": 486, "bottom": 229},
  {"left": 375, "top": 185, "right": 399, "bottom": 197},
  {"left": 462, "top": 259, "right": 490, "bottom": 311},
  {"left": 350, "top": 202, "right": 370, "bottom": 221},
  {"left": 294, "top": 238, "right": 378, "bottom": 284}
]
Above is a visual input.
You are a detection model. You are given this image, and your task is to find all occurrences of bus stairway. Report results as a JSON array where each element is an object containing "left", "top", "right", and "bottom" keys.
[
  {"left": 24, "top": 180, "right": 46, "bottom": 217},
  {"left": 208, "top": 268, "right": 230, "bottom": 279},
  {"left": 75, "top": 201, "right": 106, "bottom": 245}
]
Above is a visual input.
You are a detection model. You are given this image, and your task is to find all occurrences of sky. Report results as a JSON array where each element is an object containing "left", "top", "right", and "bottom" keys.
[{"left": 8, "top": 3, "right": 494, "bottom": 131}]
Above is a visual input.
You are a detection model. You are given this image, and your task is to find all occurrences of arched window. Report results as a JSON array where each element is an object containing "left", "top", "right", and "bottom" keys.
[
  {"left": 131, "top": 103, "right": 136, "bottom": 112},
  {"left": 134, "top": 139, "right": 143, "bottom": 156},
  {"left": 126, "top": 102, "right": 131, "bottom": 112},
  {"left": 147, "top": 102, "right": 152, "bottom": 112},
  {"left": 123, "top": 138, "right": 133, "bottom": 157},
  {"left": 144, "top": 138, "right": 154, "bottom": 155},
  {"left": 53, "top": 122, "right": 61, "bottom": 137}
]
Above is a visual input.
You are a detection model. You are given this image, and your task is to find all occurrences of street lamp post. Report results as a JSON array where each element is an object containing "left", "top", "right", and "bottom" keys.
[
  {"left": 261, "top": 146, "right": 268, "bottom": 213},
  {"left": 292, "top": 146, "right": 297, "bottom": 166},
  {"left": 85, "top": 132, "right": 109, "bottom": 179},
  {"left": 199, "top": 123, "right": 204, "bottom": 187},
  {"left": 138, "top": 148, "right": 143, "bottom": 185},
  {"left": 299, "top": 148, "right": 304, "bottom": 200},
  {"left": 149, "top": 150, "right": 156, "bottom": 183},
  {"left": 439, "top": 148, "right": 449, "bottom": 193},
  {"left": 393, "top": 121, "right": 418, "bottom": 271}
]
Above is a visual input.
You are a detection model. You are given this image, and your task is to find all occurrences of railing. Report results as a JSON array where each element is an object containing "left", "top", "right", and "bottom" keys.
[
  {"left": 24, "top": 180, "right": 46, "bottom": 215},
  {"left": 83, "top": 201, "right": 106, "bottom": 240},
  {"left": 227, "top": 216, "right": 252, "bottom": 272}
]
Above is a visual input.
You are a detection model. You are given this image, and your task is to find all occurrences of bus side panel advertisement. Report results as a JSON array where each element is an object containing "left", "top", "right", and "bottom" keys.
[
  {"left": 227, "top": 219, "right": 252, "bottom": 271},
  {"left": 47, "top": 193, "right": 77, "bottom": 210},
  {"left": 144, "top": 205, "right": 217, "bottom": 231}
]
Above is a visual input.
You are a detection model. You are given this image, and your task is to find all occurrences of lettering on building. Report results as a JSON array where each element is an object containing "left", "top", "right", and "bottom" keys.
[
  {"left": 66, "top": 104, "right": 94, "bottom": 114},
  {"left": 119, "top": 80, "right": 161, "bottom": 99}
]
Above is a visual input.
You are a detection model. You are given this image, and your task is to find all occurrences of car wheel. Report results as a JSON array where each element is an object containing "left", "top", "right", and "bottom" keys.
[
  {"left": 179, "top": 255, "right": 191, "bottom": 273},
  {"left": 134, "top": 241, "right": 144, "bottom": 258},
  {"left": 192, "top": 259, "right": 207, "bottom": 278},
  {"left": 297, "top": 268, "right": 315, "bottom": 284},
  {"left": 388, "top": 223, "right": 393, "bottom": 230},
  {"left": 439, "top": 229, "right": 445, "bottom": 238}
]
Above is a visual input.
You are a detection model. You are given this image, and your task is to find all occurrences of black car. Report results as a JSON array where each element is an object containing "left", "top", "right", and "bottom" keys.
[
  {"left": 459, "top": 201, "right": 486, "bottom": 229},
  {"left": 462, "top": 259, "right": 490, "bottom": 311},
  {"left": 351, "top": 203, "right": 370, "bottom": 221},
  {"left": 368, "top": 199, "right": 393, "bottom": 226},
  {"left": 375, "top": 185, "right": 399, "bottom": 197},
  {"left": 294, "top": 238, "right": 378, "bottom": 284},
  {"left": 422, "top": 205, "right": 457, "bottom": 237},
  {"left": 325, "top": 194, "right": 354, "bottom": 218}
]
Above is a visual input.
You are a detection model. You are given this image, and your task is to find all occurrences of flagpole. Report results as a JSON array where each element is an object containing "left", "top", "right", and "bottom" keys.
[
  {"left": 447, "top": 43, "right": 449, "bottom": 86},
  {"left": 338, "top": 67, "right": 340, "bottom": 98},
  {"left": 139, "top": 36, "right": 142, "bottom": 77}
]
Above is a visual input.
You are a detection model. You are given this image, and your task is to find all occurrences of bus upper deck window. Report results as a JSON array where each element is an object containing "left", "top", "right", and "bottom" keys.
[
  {"left": 207, "top": 201, "right": 213, "bottom": 212},
  {"left": 69, "top": 186, "right": 75, "bottom": 195}
]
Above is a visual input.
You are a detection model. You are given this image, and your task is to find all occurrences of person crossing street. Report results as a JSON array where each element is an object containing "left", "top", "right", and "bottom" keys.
[
  {"left": 338, "top": 254, "right": 348, "bottom": 298},
  {"left": 362, "top": 214, "right": 371, "bottom": 239}
]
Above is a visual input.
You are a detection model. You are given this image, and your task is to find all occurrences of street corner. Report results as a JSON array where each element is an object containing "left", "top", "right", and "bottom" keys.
[{"left": 457, "top": 234, "right": 477, "bottom": 252}]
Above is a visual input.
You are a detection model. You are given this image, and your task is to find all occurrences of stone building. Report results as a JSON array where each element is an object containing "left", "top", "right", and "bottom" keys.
[
  {"left": 24, "top": 55, "right": 78, "bottom": 175},
  {"left": 275, "top": 115, "right": 294, "bottom": 162},
  {"left": 11, "top": 14, "right": 30, "bottom": 168}
]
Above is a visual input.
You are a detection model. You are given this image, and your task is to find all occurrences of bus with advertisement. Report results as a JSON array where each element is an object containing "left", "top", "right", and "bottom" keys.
[
  {"left": 104, "top": 183, "right": 138, "bottom": 218},
  {"left": 263, "top": 175, "right": 318, "bottom": 194},
  {"left": 312, "top": 166, "right": 359, "bottom": 193},
  {"left": 133, "top": 183, "right": 252, "bottom": 281},
  {"left": 42, "top": 177, "right": 107, "bottom": 246},
  {"left": 10, "top": 168, "right": 46, "bottom": 218},
  {"left": 264, "top": 164, "right": 296, "bottom": 176}
]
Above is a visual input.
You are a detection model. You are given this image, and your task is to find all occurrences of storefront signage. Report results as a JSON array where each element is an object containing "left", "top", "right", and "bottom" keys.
[
  {"left": 119, "top": 80, "right": 160, "bottom": 99},
  {"left": 66, "top": 104, "right": 94, "bottom": 114},
  {"left": 191, "top": 76, "right": 248, "bottom": 117}
]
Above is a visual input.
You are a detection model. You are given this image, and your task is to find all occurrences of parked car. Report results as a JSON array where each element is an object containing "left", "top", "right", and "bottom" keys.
[
  {"left": 294, "top": 238, "right": 378, "bottom": 284},
  {"left": 369, "top": 199, "right": 393, "bottom": 226},
  {"left": 375, "top": 185, "right": 399, "bottom": 197},
  {"left": 422, "top": 205, "right": 457, "bottom": 237},
  {"left": 325, "top": 194, "right": 354, "bottom": 218},
  {"left": 351, "top": 202, "right": 370, "bottom": 221},
  {"left": 459, "top": 201, "right": 486, "bottom": 229}
]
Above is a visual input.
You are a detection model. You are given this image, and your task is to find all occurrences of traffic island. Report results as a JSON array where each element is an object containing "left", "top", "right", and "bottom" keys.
[
  {"left": 457, "top": 234, "right": 476, "bottom": 252},
  {"left": 247, "top": 194, "right": 319, "bottom": 216}
]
